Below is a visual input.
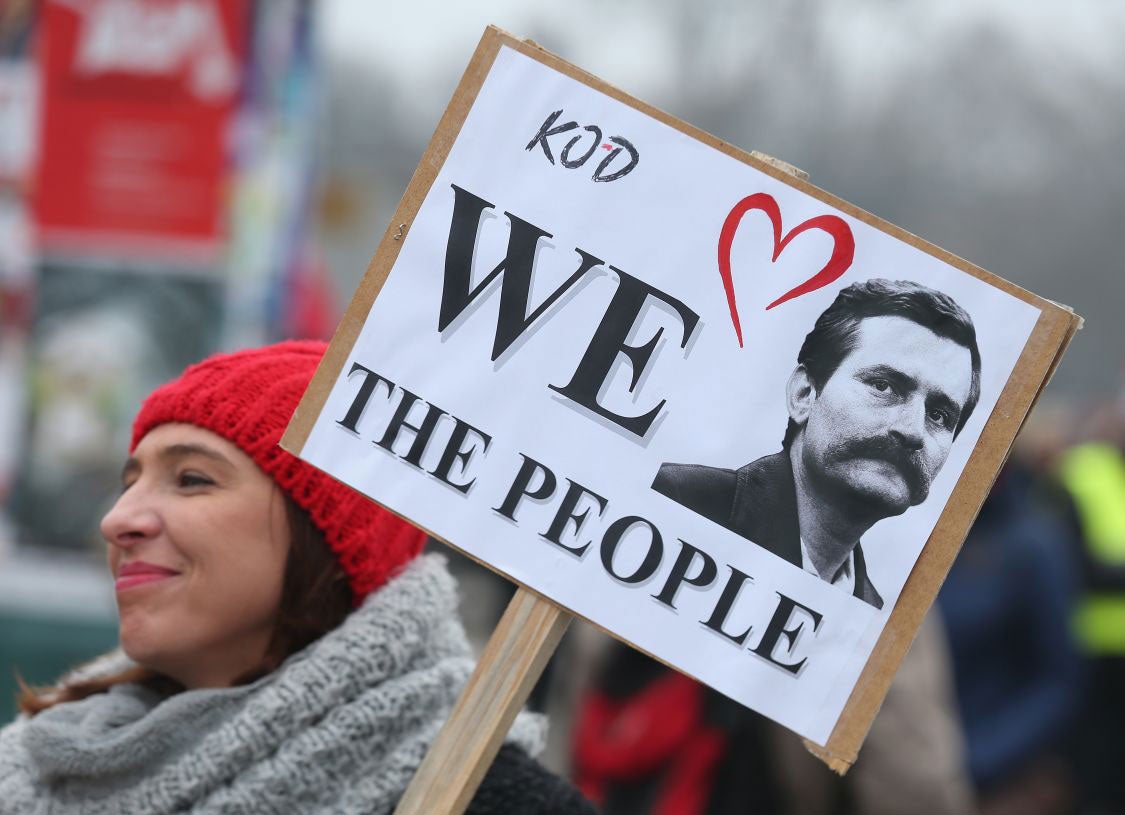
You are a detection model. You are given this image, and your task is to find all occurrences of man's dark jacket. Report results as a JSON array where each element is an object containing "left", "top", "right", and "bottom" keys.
[{"left": 651, "top": 451, "right": 884, "bottom": 609}]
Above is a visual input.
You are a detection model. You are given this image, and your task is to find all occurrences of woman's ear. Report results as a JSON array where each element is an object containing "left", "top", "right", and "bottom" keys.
[{"left": 786, "top": 365, "right": 816, "bottom": 427}]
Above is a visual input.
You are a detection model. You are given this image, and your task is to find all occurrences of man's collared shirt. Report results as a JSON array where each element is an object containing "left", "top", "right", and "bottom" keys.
[{"left": 800, "top": 537, "right": 856, "bottom": 595}]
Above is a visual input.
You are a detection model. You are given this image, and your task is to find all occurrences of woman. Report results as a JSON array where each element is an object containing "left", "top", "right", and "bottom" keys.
[{"left": 0, "top": 341, "right": 594, "bottom": 814}]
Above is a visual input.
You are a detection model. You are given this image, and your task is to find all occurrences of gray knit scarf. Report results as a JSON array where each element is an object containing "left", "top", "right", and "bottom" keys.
[{"left": 0, "top": 555, "right": 545, "bottom": 814}]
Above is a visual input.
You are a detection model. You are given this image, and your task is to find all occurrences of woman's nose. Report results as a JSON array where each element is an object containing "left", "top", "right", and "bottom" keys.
[{"left": 100, "top": 487, "right": 161, "bottom": 548}]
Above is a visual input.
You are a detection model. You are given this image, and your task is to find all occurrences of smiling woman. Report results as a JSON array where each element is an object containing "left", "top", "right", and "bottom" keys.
[
  {"left": 0, "top": 341, "right": 595, "bottom": 815},
  {"left": 105, "top": 425, "right": 294, "bottom": 690}
]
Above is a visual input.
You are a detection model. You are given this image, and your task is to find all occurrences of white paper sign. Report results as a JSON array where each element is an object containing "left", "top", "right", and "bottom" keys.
[{"left": 293, "top": 44, "right": 1043, "bottom": 745}]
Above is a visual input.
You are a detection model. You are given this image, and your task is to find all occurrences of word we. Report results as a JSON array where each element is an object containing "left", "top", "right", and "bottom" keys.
[{"left": 439, "top": 184, "right": 698, "bottom": 438}]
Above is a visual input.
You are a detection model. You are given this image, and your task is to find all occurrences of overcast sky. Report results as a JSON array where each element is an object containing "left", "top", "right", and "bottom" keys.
[
  {"left": 312, "top": 0, "right": 1125, "bottom": 400},
  {"left": 318, "top": 0, "right": 1125, "bottom": 118}
]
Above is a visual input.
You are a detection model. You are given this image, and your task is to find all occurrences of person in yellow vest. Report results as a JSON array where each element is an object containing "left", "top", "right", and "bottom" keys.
[{"left": 1058, "top": 408, "right": 1125, "bottom": 814}]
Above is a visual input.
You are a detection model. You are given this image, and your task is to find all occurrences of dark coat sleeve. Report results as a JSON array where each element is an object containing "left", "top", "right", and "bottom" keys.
[{"left": 468, "top": 743, "right": 599, "bottom": 815}]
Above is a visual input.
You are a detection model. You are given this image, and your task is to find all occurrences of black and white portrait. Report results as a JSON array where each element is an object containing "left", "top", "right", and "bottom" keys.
[{"left": 652, "top": 278, "right": 982, "bottom": 609}]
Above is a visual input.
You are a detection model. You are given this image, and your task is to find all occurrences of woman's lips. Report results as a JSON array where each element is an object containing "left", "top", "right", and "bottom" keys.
[{"left": 115, "top": 563, "right": 180, "bottom": 592}]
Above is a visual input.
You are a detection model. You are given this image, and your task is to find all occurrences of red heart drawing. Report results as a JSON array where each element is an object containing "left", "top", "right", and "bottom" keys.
[{"left": 717, "top": 192, "right": 855, "bottom": 347}]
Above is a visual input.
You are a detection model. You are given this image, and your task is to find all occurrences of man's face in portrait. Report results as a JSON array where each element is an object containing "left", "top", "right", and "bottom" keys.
[{"left": 789, "top": 315, "right": 975, "bottom": 519}]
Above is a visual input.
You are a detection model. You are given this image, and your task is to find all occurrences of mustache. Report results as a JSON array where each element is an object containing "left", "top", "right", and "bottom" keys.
[{"left": 835, "top": 435, "right": 931, "bottom": 501}]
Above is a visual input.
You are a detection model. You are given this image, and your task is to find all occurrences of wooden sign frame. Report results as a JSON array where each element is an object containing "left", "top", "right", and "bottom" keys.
[{"left": 282, "top": 25, "right": 1081, "bottom": 807}]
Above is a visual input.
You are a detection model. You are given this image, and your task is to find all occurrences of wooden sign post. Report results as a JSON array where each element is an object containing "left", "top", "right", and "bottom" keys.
[
  {"left": 282, "top": 25, "right": 1081, "bottom": 813},
  {"left": 392, "top": 590, "right": 570, "bottom": 815}
]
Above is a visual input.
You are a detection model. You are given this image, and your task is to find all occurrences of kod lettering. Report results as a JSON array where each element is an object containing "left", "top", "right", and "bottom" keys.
[{"left": 526, "top": 109, "right": 639, "bottom": 182}]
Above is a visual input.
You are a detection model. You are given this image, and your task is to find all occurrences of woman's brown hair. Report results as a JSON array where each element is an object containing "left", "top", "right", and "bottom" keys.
[{"left": 17, "top": 496, "right": 353, "bottom": 716}]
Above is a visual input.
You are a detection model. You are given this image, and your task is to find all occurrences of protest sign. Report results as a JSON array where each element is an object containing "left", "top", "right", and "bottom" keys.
[{"left": 282, "top": 26, "right": 1079, "bottom": 788}]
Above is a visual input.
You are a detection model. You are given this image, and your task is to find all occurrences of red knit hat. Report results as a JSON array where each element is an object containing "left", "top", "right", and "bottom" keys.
[{"left": 130, "top": 340, "right": 425, "bottom": 602}]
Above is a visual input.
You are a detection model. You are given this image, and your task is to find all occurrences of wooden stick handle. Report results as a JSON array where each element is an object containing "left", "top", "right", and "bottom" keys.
[{"left": 392, "top": 586, "right": 573, "bottom": 815}]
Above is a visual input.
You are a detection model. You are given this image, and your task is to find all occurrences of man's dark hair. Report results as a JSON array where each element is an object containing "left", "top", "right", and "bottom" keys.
[{"left": 782, "top": 278, "right": 981, "bottom": 448}]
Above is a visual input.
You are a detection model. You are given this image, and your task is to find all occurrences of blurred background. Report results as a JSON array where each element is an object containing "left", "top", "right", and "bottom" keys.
[{"left": 0, "top": 1, "right": 1122, "bottom": 813}]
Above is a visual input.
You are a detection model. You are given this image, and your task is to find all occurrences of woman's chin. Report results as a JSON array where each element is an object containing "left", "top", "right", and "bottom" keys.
[
  {"left": 117, "top": 622, "right": 167, "bottom": 669},
  {"left": 118, "top": 639, "right": 153, "bottom": 668}
]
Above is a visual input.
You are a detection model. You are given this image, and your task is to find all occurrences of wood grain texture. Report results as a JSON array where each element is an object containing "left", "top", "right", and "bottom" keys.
[{"left": 391, "top": 588, "right": 573, "bottom": 815}]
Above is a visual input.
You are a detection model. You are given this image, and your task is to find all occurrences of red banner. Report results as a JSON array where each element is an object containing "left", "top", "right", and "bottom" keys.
[{"left": 33, "top": 0, "right": 248, "bottom": 264}]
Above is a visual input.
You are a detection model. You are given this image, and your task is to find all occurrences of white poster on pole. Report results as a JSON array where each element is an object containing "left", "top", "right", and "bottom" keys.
[{"left": 285, "top": 32, "right": 1075, "bottom": 752}]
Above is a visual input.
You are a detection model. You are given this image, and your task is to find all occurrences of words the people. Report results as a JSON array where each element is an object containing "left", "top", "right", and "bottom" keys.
[{"left": 335, "top": 364, "right": 826, "bottom": 676}]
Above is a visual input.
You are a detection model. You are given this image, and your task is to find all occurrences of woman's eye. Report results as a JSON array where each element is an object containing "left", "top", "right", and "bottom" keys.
[
  {"left": 178, "top": 472, "right": 214, "bottom": 488},
  {"left": 870, "top": 378, "right": 892, "bottom": 393}
]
